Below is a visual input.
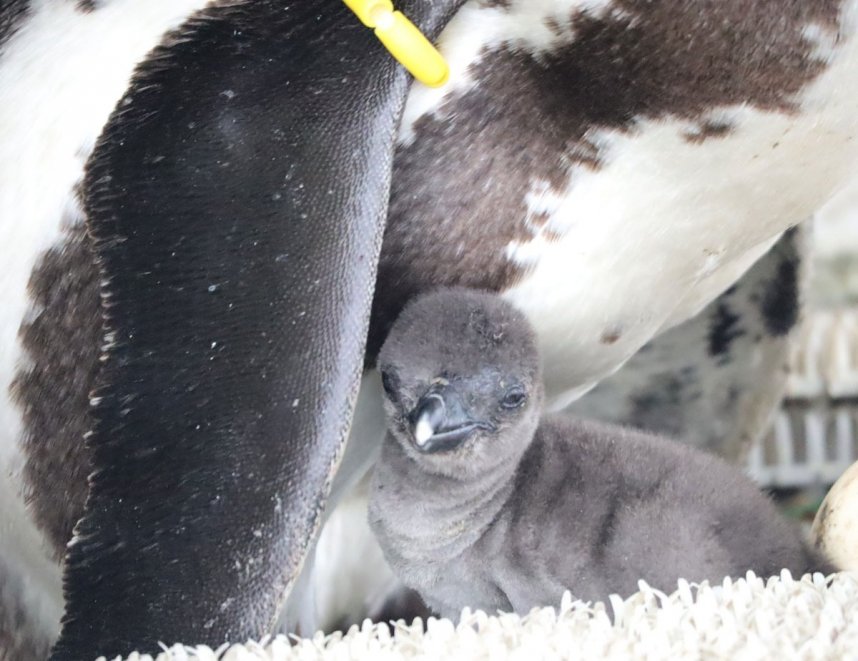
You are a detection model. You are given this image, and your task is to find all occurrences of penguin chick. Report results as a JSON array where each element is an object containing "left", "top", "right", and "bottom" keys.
[{"left": 368, "top": 288, "right": 833, "bottom": 620}]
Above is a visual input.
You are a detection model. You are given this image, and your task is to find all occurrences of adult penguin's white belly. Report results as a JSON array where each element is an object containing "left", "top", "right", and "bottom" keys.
[{"left": 376, "top": 0, "right": 858, "bottom": 410}]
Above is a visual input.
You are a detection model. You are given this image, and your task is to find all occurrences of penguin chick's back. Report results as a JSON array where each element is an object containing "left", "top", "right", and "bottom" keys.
[{"left": 369, "top": 415, "right": 832, "bottom": 620}]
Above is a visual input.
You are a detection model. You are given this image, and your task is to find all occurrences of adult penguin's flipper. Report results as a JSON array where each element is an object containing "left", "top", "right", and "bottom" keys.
[{"left": 51, "top": 1, "right": 464, "bottom": 658}]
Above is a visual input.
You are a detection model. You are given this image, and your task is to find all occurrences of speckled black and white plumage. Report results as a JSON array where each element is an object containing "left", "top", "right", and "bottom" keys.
[
  {"left": 369, "top": 290, "right": 831, "bottom": 619},
  {"left": 569, "top": 226, "right": 808, "bottom": 460}
]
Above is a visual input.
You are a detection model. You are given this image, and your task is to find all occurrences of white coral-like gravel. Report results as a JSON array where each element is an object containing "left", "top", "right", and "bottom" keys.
[{"left": 105, "top": 571, "right": 858, "bottom": 661}]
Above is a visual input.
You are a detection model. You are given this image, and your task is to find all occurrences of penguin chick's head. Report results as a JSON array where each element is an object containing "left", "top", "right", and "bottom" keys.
[{"left": 377, "top": 288, "right": 542, "bottom": 478}]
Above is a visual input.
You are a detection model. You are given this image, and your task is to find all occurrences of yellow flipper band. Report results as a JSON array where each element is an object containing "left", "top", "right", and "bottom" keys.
[{"left": 343, "top": 0, "right": 450, "bottom": 87}]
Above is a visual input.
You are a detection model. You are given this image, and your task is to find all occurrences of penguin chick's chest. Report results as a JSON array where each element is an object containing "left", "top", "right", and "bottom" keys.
[{"left": 369, "top": 418, "right": 824, "bottom": 619}]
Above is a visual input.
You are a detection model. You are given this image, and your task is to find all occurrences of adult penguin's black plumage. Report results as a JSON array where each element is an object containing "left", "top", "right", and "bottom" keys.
[{"left": 48, "top": 3, "right": 469, "bottom": 658}]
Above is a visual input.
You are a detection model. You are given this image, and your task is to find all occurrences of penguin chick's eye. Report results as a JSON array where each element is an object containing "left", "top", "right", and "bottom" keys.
[
  {"left": 500, "top": 386, "right": 527, "bottom": 410},
  {"left": 380, "top": 369, "right": 400, "bottom": 401}
]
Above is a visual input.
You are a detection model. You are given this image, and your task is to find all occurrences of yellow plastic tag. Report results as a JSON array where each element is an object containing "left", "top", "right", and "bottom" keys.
[{"left": 343, "top": 0, "right": 450, "bottom": 87}]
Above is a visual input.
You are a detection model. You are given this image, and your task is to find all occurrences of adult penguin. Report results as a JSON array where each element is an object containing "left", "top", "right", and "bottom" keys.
[{"left": 0, "top": 0, "right": 855, "bottom": 659}]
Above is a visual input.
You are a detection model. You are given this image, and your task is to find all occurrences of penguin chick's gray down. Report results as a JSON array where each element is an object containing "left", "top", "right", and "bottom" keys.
[{"left": 368, "top": 288, "right": 833, "bottom": 620}]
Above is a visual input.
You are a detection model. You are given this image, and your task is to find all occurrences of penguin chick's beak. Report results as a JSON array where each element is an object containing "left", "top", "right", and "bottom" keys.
[{"left": 409, "top": 387, "right": 493, "bottom": 454}]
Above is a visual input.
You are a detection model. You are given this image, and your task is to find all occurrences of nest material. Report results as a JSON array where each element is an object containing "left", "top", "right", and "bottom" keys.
[{"left": 106, "top": 571, "right": 858, "bottom": 661}]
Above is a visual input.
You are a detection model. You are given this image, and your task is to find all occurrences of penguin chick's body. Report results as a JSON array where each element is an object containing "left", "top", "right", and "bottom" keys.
[{"left": 368, "top": 288, "right": 832, "bottom": 620}]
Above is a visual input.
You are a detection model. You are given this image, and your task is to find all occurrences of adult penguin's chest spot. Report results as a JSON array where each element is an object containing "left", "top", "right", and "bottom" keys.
[{"left": 372, "top": 0, "right": 856, "bottom": 389}]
